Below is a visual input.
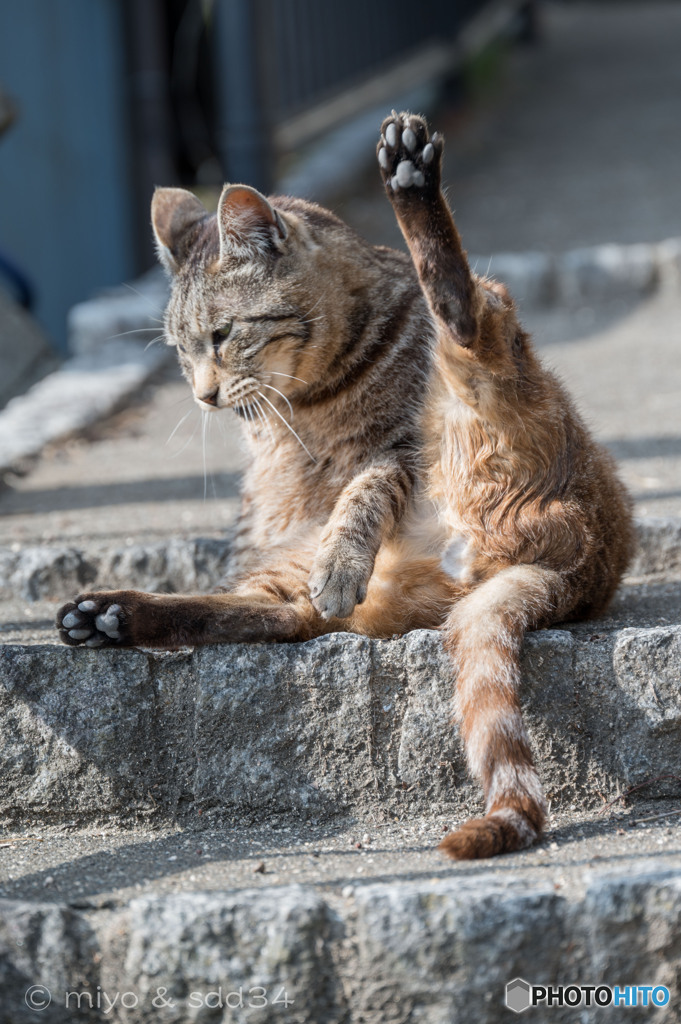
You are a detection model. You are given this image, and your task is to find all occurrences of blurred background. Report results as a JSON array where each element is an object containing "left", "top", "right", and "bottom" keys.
[{"left": 0, "top": 0, "right": 536, "bottom": 356}]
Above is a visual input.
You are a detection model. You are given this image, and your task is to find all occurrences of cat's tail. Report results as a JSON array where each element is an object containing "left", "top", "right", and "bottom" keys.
[{"left": 439, "top": 564, "right": 562, "bottom": 860}]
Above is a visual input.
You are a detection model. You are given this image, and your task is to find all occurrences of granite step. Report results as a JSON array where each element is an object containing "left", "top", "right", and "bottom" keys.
[
  {"left": 1, "top": 607, "right": 680, "bottom": 829},
  {"left": 0, "top": 516, "right": 679, "bottom": 606}
]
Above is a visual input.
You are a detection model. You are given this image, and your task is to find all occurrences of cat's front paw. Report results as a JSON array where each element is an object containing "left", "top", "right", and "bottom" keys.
[
  {"left": 308, "top": 549, "right": 371, "bottom": 621},
  {"left": 56, "top": 593, "right": 131, "bottom": 648},
  {"left": 377, "top": 111, "right": 443, "bottom": 194}
]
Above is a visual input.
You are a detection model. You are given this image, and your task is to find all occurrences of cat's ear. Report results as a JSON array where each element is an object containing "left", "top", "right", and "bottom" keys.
[
  {"left": 151, "top": 187, "right": 207, "bottom": 274},
  {"left": 217, "top": 185, "right": 288, "bottom": 263}
]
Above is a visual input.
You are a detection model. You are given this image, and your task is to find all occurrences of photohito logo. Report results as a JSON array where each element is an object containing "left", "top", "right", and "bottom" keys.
[{"left": 505, "top": 978, "right": 670, "bottom": 1013}]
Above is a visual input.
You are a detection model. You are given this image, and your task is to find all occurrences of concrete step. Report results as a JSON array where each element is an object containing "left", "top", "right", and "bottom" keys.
[
  {"left": 0, "top": 516, "right": 679, "bottom": 605},
  {"left": 1, "top": 605, "right": 680, "bottom": 829},
  {"left": 0, "top": 828, "right": 680, "bottom": 1023}
]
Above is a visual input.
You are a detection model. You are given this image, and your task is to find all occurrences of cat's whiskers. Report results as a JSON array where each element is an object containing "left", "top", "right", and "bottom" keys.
[
  {"left": 269, "top": 371, "right": 309, "bottom": 386},
  {"left": 303, "top": 295, "right": 324, "bottom": 320},
  {"left": 201, "top": 409, "right": 209, "bottom": 501},
  {"left": 252, "top": 396, "right": 276, "bottom": 448},
  {"left": 166, "top": 409, "right": 193, "bottom": 446},
  {"left": 257, "top": 390, "right": 317, "bottom": 464},
  {"left": 107, "top": 327, "right": 165, "bottom": 340},
  {"left": 169, "top": 408, "right": 201, "bottom": 457},
  {"left": 122, "top": 282, "right": 166, "bottom": 317},
  {"left": 262, "top": 383, "right": 293, "bottom": 421}
]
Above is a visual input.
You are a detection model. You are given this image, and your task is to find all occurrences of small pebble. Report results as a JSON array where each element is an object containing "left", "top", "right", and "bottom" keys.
[
  {"left": 253, "top": 861, "right": 265, "bottom": 874},
  {"left": 341, "top": 885, "right": 354, "bottom": 899}
]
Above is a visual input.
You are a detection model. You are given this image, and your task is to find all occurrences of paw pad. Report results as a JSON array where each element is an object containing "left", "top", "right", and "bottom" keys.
[
  {"left": 377, "top": 112, "right": 442, "bottom": 193},
  {"left": 57, "top": 598, "right": 125, "bottom": 647}
]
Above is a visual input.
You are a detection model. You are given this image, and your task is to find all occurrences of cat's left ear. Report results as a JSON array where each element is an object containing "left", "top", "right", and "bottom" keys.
[{"left": 217, "top": 185, "right": 288, "bottom": 263}]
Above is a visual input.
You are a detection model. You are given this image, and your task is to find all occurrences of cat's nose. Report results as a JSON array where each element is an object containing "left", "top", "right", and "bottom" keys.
[{"left": 197, "top": 388, "right": 219, "bottom": 406}]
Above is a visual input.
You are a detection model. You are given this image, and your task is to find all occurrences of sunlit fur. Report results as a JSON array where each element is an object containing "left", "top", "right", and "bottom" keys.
[{"left": 56, "top": 117, "right": 634, "bottom": 860}]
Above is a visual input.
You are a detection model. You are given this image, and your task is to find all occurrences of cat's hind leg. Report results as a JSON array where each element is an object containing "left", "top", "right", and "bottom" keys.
[
  {"left": 377, "top": 112, "right": 479, "bottom": 347},
  {"left": 56, "top": 562, "right": 324, "bottom": 649}
]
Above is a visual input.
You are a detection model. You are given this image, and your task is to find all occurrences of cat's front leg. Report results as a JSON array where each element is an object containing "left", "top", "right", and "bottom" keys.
[
  {"left": 308, "top": 542, "right": 373, "bottom": 621},
  {"left": 308, "top": 461, "right": 413, "bottom": 620}
]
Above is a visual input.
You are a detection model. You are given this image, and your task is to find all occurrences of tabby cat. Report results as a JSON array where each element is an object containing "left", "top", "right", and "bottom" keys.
[{"left": 57, "top": 113, "right": 634, "bottom": 859}]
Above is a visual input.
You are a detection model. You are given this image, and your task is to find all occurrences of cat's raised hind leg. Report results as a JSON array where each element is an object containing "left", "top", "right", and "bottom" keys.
[{"left": 377, "top": 112, "right": 479, "bottom": 347}]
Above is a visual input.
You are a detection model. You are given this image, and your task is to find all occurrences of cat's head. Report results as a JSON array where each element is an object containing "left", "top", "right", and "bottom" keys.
[{"left": 151, "top": 185, "right": 337, "bottom": 415}]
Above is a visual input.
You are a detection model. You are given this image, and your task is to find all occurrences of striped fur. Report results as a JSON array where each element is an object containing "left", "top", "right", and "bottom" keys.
[{"left": 56, "top": 119, "right": 634, "bottom": 860}]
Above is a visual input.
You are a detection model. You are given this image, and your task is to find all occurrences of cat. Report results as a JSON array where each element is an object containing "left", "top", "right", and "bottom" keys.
[{"left": 56, "top": 112, "right": 634, "bottom": 859}]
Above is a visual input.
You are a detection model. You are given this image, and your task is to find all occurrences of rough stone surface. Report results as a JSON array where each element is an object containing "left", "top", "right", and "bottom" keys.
[
  {"left": 100, "top": 888, "right": 341, "bottom": 1024},
  {"left": 0, "top": 517, "right": 675, "bottom": 603},
  {"left": 1, "top": 624, "right": 680, "bottom": 828},
  {"left": 0, "top": 866, "right": 680, "bottom": 1022},
  {"left": 0, "top": 288, "right": 58, "bottom": 411},
  {"left": 630, "top": 517, "right": 681, "bottom": 577},
  {"left": 0, "top": 900, "right": 98, "bottom": 1024},
  {"left": 554, "top": 242, "right": 660, "bottom": 306},
  {"left": 467, "top": 238, "right": 677, "bottom": 311},
  {"left": 0, "top": 342, "right": 170, "bottom": 474},
  {"left": 67, "top": 270, "right": 168, "bottom": 357},
  {"left": 0, "top": 539, "right": 232, "bottom": 603}
]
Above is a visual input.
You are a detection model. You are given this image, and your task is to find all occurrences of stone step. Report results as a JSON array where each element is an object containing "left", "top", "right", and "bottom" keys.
[
  {"left": 1, "top": 611, "right": 680, "bottom": 828},
  {"left": 0, "top": 516, "right": 679, "bottom": 604},
  {"left": 0, "top": 852, "right": 680, "bottom": 1023},
  {"left": 0, "top": 536, "right": 232, "bottom": 604}
]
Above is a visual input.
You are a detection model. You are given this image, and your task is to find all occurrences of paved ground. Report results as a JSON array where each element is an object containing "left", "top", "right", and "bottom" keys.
[
  {"left": 336, "top": 0, "right": 681, "bottom": 254},
  {"left": 1, "top": 799, "right": 680, "bottom": 909}
]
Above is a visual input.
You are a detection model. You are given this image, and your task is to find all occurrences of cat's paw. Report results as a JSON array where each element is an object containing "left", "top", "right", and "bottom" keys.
[
  {"left": 308, "top": 550, "right": 371, "bottom": 621},
  {"left": 56, "top": 594, "right": 130, "bottom": 648},
  {"left": 377, "top": 111, "right": 443, "bottom": 193}
]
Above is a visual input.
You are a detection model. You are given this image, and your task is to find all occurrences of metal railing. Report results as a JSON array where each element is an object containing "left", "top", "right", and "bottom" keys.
[{"left": 211, "top": 0, "right": 518, "bottom": 190}]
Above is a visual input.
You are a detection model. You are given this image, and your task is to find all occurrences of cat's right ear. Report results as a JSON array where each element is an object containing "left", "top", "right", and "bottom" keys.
[{"left": 151, "top": 188, "right": 207, "bottom": 274}]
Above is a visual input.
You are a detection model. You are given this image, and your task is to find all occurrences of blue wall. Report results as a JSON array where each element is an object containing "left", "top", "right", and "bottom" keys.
[{"left": 0, "top": 0, "right": 134, "bottom": 351}]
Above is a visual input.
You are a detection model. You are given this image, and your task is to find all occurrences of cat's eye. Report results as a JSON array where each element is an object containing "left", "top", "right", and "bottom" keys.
[{"left": 213, "top": 321, "right": 233, "bottom": 342}]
